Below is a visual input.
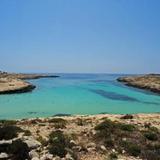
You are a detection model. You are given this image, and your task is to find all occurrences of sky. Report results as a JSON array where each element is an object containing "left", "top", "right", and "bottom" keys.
[{"left": 0, "top": 0, "right": 160, "bottom": 74}]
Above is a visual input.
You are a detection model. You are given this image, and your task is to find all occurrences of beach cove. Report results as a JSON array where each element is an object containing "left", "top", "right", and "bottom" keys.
[{"left": 0, "top": 73, "right": 160, "bottom": 119}]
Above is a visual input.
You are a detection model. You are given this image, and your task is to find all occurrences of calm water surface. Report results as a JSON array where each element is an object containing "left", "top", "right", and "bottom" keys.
[{"left": 0, "top": 74, "right": 160, "bottom": 119}]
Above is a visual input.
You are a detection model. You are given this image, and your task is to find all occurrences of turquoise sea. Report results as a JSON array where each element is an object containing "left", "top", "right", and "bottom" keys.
[{"left": 0, "top": 74, "right": 160, "bottom": 119}]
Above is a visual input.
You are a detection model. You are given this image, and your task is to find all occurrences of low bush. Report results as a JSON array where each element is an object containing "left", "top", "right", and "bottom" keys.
[
  {"left": 10, "top": 139, "right": 30, "bottom": 160},
  {"left": 121, "top": 141, "right": 141, "bottom": 157},
  {"left": 121, "top": 114, "right": 133, "bottom": 119},
  {"left": 37, "top": 135, "right": 48, "bottom": 146},
  {"left": 48, "top": 118, "right": 67, "bottom": 129},
  {"left": 119, "top": 123, "right": 135, "bottom": 132},
  {"left": 0, "top": 125, "right": 23, "bottom": 140},
  {"left": 23, "top": 130, "right": 32, "bottom": 136},
  {"left": 48, "top": 118, "right": 66, "bottom": 124},
  {"left": 0, "top": 120, "right": 17, "bottom": 126},
  {"left": 76, "top": 118, "right": 84, "bottom": 126},
  {"left": 144, "top": 131, "right": 158, "bottom": 141},
  {"left": 0, "top": 139, "right": 30, "bottom": 160},
  {"left": 48, "top": 130, "right": 70, "bottom": 157},
  {"left": 109, "top": 152, "right": 118, "bottom": 160}
]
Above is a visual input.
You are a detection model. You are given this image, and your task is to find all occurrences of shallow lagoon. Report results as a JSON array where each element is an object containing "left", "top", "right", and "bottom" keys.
[{"left": 0, "top": 74, "right": 160, "bottom": 119}]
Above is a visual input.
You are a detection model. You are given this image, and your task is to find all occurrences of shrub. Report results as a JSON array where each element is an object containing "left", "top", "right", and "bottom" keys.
[
  {"left": 9, "top": 139, "right": 30, "bottom": 160},
  {"left": 48, "top": 130, "right": 70, "bottom": 157},
  {"left": 48, "top": 118, "right": 67, "bottom": 129},
  {"left": 0, "top": 139, "right": 30, "bottom": 160},
  {"left": 121, "top": 141, "right": 141, "bottom": 157},
  {"left": 54, "top": 122, "right": 66, "bottom": 129},
  {"left": 144, "top": 131, "right": 158, "bottom": 141},
  {"left": 119, "top": 124, "right": 135, "bottom": 132},
  {"left": 109, "top": 152, "right": 118, "bottom": 160},
  {"left": 0, "top": 120, "right": 17, "bottom": 126},
  {"left": 76, "top": 118, "right": 84, "bottom": 126},
  {"left": 24, "top": 130, "right": 32, "bottom": 136},
  {"left": 95, "top": 119, "right": 116, "bottom": 131},
  {"left": 37, "top": 136, "right": 48, "bottom": 146},
  {"left": 0, "top": 125, "right": 23, "bottom": 140},
  {"left": 142, "top": 150, "right": 160, "bottom": 160},
  {"left": 104, "top": 138, "right": 114, "bottom": 148},
  {"left": 121, "top": 114, "right": 133, "bottom": 119},
  {"left": 48, "top": 118, "right": 66, "bottom": 124}
]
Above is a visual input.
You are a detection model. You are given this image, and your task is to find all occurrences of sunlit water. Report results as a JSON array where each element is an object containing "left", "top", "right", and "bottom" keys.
[{"left": 0, "top": 74, "right": 160, "bottom": 119}]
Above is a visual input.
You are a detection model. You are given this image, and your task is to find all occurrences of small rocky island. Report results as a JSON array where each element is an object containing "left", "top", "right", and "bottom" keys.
[
  {"left": 117, "top": 74, "right": 160, "bottom": 94},
  {"left": 0, "top": 71, "right": 59, "bottom": 94}
]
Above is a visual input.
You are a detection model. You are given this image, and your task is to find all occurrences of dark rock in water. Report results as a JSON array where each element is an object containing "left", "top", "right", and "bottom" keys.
[
  {"left": 28, "top": 112, "right": 38, "bottom": 115},
  {"left": 53, "top": 113, "right": 72, "bottom": 117},
  {"left": 99, "top": 112, "right": 109, "bottom": 115}
]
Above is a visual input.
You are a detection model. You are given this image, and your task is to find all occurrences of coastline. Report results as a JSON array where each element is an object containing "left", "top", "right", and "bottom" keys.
[
  {"left": 0, "top": 72, "right": 59, "bottom": 94},
  {"left": 117, "top": 74, "right": 160, "bottom": 94}
]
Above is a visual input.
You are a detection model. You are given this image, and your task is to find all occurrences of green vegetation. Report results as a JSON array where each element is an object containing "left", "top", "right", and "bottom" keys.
[
  {"left": 24, "top": 130, "right": 32, "bottom": 136},
  {"left": 48, "top": 118, "right": 67, "bottom": 129},
  {"left": 0, "top": 120, "right": 17, "bottom": 126},
  {"left": 119, "top": 123, "right": 135, "bottom": 132},
  {"left": 144, "top": 131, "right": 158, "bottom": 141},
  {"left": 0, "top": 125, "right": 23, "bottom": 140},
  {"left": 37, "top": 135, "right": 48, "bottom": 146},
  {"left": 108, "top": 152, "right": 118, "bottom": 160},
  {"left": 94, "top": 119, "right": 160, "bottom": 160},
  {"left": 75, "top": 118, "right": 84, "bottom": 126},
  {"left": 10, "top": 139, "right": 30, "bottom": 160},
  {"left": 120, "top": 114, "right": 133, "bottom": 119},
  {"left": 121, "top": 141, "right": 141, "bottom": 157},
  {"left": 0, "top": 139, "right": 30, "bottom": 160},
  {"left": 48, "top": 130, "right": 70, "bottom": 157}
]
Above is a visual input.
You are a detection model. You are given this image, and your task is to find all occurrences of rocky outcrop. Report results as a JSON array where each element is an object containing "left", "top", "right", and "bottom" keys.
[
  {"left": 0, "top": 78, "right": 35, "bottom": 94},
  {"left": 117, "top": 74, "right": 160, "bottom": 94},
  {"left": 0, "top": 72, "right": 59, "bottom": 94},
  {"left": 0, "top": 72, "right": 59, "bottom": 80},
  {"left": 0, "top": 114, "right": 160, "bottom": 160}
]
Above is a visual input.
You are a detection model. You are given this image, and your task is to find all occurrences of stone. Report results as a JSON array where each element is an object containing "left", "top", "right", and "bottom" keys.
[
  {"left": 100, "top": 145, "right": 106, "bottom": 151},
  {"left": 32, "top": 158, "right": 40, "bottom": 160},
  {"left": 65, "top": 153, "right": 74, "bottom": 160},
  {"left": 70, "top": 140, "right": 77, "bottom": 147},
  {"left": 0, "top": 140, "right": 12, "bottom": 145},
  {"left": 87, "top": 142, "right": 96, "bottom": 148},
  {"left": 24, "top": 137, "right": 41, "bottom": 149},
  {"left": 52, "top": 157, "right": 61, "bottom": 160},
  {"left": 40, "top": 153, "right": 53, "bottom": 160},
  {"left": 0, "top": 153, "right": 9, "bottom": 159},
  {"left": 29, "top": 150, "right": 39, "bottom": 158}
]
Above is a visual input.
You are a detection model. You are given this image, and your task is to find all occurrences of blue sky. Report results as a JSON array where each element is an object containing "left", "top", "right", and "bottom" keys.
[{"left": 0, "top": 0, "right": 160, "bottom": 73}]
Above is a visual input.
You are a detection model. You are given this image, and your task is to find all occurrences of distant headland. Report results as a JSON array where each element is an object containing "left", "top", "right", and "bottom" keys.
[
  {"left": 0, "top": 71, "right": 59, "bottom": 94},
  {"left": 117, "top": 74, "right": 160, "bottom": 94}
]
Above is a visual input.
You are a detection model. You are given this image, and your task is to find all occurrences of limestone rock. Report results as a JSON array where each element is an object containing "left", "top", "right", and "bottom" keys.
[
  {"left": 0, "top": 153, "right": 9, "bottom": 159},
  {"left": 24, "top": 137, "right": 41, "bottom": 149},
  {"left": 29, "top": 150, "right": 39, "bottom": 159}
]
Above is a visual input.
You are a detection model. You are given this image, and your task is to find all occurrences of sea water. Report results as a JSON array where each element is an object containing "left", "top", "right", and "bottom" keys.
[{"left": 0, "top": 74, "right": 160, "bottom": 119}]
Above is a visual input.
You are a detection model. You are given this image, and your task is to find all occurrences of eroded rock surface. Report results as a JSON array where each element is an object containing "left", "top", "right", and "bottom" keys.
[{"left": 117, "top": 74, "right": 160, "bottom": 94}]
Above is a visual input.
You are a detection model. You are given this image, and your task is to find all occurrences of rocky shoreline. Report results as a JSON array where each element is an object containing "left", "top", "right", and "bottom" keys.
[
  {"left": 117, "top": 74, "right": 160, "bottom": 94},
  {"left": 0, "top": 72, "right": 59, "bottom": 94},
  {"left": 0, "top": 113, "right": 160, "bottom": 160}
]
